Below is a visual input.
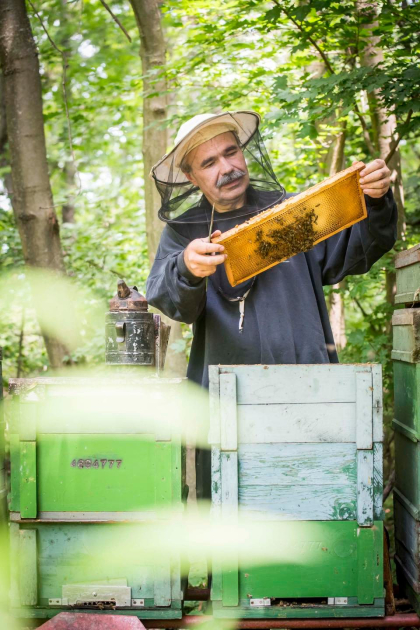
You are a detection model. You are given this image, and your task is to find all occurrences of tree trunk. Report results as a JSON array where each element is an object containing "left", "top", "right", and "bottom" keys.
[
  {"left": 358, "top": 1, "right": 405, "bottom": 241},
  {"left": 328, "top": 120, "right": 347, "bottom": 351},
  {"left": 59, "top": 0, "right": 76, "bottom": 225},
  {"left": 129, "top": 0, "right": 187, "bottom": 376},
  {"left": 0, "top": 0, "right": 69, "bottom": 367},
  {"left": 358, "top": 1, "right": 405, "bottom": 326}
]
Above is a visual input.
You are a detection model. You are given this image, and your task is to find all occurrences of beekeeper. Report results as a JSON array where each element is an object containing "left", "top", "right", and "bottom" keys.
[{"left": 146, "top": 111, "right": 396, "bottom": 495}]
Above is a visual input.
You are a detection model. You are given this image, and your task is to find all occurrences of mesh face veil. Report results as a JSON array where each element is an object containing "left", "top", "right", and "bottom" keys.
[{"left": 151, "top": 111, "right": 286, "bottom": 225}]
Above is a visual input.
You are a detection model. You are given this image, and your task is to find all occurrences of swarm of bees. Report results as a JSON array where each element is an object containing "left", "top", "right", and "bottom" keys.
[{"left": 255, "top": 207, "right": 319, "bottom": 263}]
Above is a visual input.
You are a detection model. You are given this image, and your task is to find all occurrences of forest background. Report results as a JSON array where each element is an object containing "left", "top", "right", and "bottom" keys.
[{"left": 0, "top": 0, "right": 419, "bottom": 528}]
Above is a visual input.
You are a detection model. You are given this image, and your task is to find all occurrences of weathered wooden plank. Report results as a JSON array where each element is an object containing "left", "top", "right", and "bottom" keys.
[
  {"left": 356, "top": 369, "right": 373, "bottom": 450},
  {"left": 357, "top": 450, "right": 374, "bottom": 526},
  {"left": 153, "top": 558, "right": 172, "bottom": 606},
  {"left": 373, "top": 443, "right": 383, "bottom": 520},
  {"left": 20, "top": 441, "right": 37, "bottom": 519},
  {"left": 395, "top": 264, "right": 420, "bottom": 305},
  {"left": 393, "top": 362, "right": 420, "bottom": 434},
  {"left": 395, "top": 432, "right": 419, "bottom": 511},
  {"left": 208, "top": 365, "right": 221, "bottom": 445},
  {"left": 229, "top": 521, "right": 383, "bottom": 602},
  {"left": 221, "top": 452, "right": 239, "bottom": 606},
  {"left": 239, "top": 485, "right": 356, "bottom": 521},
  {"left": 19, "top": 529, "right": 38, "bottom": 606},
  {"left": 392, "top": 310, "right": 420, "bottom": 363},
  {"left": 211, "top": 447, "right": 222, "bottom": 513},
  {"left": 395, "top": 243, "right": 420, "bottom": 269},
  {"left": 394, "top": 496, "right": 419, "bottom": 563},
  {"left": 219, "top": 364, "right": 362, "bottom": 405},
  {"left": 372, "top": 364, "right": 383, "bottom": 444},
  {"left": 221, "top": 452, "right": 238, "bottom": 516},
  {"left": 238, "top": 403, "right": 356, "bottom": 443},
  {"left": 220, "top": 373, "right": 237, "bottom": 452},
  {"left": 9, "top": 433, "right": 20, "bottom": 512},
  {"left": 9, "top": 523, "right": 20, "bottom": 607},
  {"left": 238, "top": 443, "right": 356, "bottom": 486},
  {"left": 19, "top": 400, "right": 37, "bottom": 441},
  {"left": 155, "top": 443, "right": 172, "bottom": 510},
  {"left": 357, "top": 526, "right": 379, "bottom": 605}
]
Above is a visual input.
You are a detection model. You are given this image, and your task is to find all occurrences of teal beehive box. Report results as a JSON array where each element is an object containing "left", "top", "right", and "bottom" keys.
[
  {"left": 209, "top": 364, "right": 384, "bottom": 619},
  {"left": 392, "top": 243, "right": 420, "bottom": 613},
  {"left": 7, "top": 376, "right": 191, "bottom": 621}
]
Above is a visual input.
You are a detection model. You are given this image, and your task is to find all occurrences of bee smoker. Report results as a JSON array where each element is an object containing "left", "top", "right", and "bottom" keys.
[{"left": 105, "top": 280, "right": 170, "bottom": 371}]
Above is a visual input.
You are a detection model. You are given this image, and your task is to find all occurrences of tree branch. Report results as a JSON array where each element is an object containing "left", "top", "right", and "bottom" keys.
[
  {"left": 385, "top": 108, "right": 413, "bottom": 165},
  {"left": 273, "top": 0, "right": 335, "bottom": 75},
  {"left": 86, "top": 259, "right": 126, "bottom": 279},
  {"left": 353, "top": 102, "right": 377, "bottom": 157},
  {"left": 27, "top": 0, "right": 81, "bottom": 199},
  {"left": 273, "top": 0, "right": 377, "bottom": 158},
  {"left": 99, "top": 0, "right": 132, "bottom": 43}
]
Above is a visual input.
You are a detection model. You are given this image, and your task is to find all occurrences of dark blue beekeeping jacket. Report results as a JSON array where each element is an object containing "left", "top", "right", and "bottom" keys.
[{"left": 146, "top": 187, "right": 397, "bottom": 496}]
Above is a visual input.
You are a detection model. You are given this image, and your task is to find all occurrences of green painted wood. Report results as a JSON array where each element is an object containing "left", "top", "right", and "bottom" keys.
[
  {"left": 396, "top": 563, "right": 420, "bottom": 618},
  {"left": 357, "top": 450, "right": 373, "bottom": 526},
  {"left": 212, "top": 600, "right": 385, "bottom": 619},
  {"left": 221, "top": 451, "right": 239, "bottom": 607},
  {"left": 392, "top": 309, "right": 420, "bottom": 362},
  {"left": 395, "top": 259, "right": 420, "bottom": 305},
  {"left": 19, "top": 529, "right": 38, "bottom": 605},
  {"left": 220, "top": 373, "right": 237, "bottom": 452},
  {"left": 394, "top": 498, "right": 419, "bottom": 587},
  {"left": 238, "top": 443, "right": 357, "bottom": 521},
  {"left": 357, "top": 526, "right": 377, "bottom": 604},
  {"left": 211, "top": 521, "right": 383, "bottom": 605},
  {"left": 9, "top": 378, "right": 190, "bottom": 436},
  {"left": 393, "top": 361, "right": 420, "bottom": 434},
  {"left": 154, "top": 442, "right": 172, "bottom": 510},
  {"left": 395, "top": 431, "right": 419, "bottom": 509},
  {"left": 19, "top": 399, "right": 37, "bottom": 440},
  {"left": 9, "top": 433, "right": 20, "bottom": 512},
  {"left": 10, "top": 434, "right": 180, "bottom": 515},
  {"left": 20, "top": 441, "right": 37, "bottom": 518}
]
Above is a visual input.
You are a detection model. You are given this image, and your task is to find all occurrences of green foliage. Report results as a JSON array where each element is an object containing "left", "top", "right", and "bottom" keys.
[{"left": 0, "top": 0, "right": 419, "bottom": 406}]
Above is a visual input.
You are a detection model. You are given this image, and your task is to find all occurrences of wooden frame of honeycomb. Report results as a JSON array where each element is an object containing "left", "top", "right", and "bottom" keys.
[{"left": 213, "top": 162, "right": 367, "bottom": 287}]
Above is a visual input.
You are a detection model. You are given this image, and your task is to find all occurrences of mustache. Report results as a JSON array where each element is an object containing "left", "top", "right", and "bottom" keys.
[{"left": 216, "top": 169, "right": 246, "bottom": 189}]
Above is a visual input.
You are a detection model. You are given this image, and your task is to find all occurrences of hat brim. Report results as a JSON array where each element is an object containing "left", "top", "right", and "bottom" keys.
[{"left": 151, "top": 111, "right": 260, "bottom": 186}]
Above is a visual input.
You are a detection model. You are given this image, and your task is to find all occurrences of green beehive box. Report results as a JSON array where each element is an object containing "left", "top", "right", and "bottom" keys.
[
  {"left": 394, "top": 244, "right": 420, "bottom": 305},
  {"left": 8, "top": 377, "right": 187, "bottom": 520},
  {"left": 392, "top": 264, "right": 420, "bottom": 611},
  {"left": 209, "top": 364, "right": 384, "bottom": 619},
  {"left": 7, "top": 376, "right": 192, "bottom": 620},
  {"left": 10, "top": 522, "right": 185, "bottom": 620}
]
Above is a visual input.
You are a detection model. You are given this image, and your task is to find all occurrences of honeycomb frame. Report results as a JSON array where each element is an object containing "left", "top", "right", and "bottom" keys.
[{"left": 213, "top": 162, "right": 367, "bottom": 287}]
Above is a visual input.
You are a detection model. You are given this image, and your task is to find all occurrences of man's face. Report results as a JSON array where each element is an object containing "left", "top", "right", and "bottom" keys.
[{"left": 183, "top": 131, "right": 250, "bottom": 211}]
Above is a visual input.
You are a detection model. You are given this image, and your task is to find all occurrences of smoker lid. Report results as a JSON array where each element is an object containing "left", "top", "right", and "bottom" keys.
[{"left": 109, "top": 280, "right": 148, "bottom": 311}]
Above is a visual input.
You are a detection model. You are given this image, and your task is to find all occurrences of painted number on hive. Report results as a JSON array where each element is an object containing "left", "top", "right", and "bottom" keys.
[{"left": 71, "top": 459, "right": 123, "bottom": 469}]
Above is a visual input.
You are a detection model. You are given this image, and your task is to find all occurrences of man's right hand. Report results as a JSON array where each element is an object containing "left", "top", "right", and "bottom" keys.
[{"left": 183, "top": 230, "right": 227, "bottom": 278}]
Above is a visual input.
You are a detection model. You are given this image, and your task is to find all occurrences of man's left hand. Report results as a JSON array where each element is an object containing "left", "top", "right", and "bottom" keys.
[{"left": 355, "top": 158, "right": 391, "bottom": 199}]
